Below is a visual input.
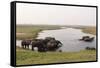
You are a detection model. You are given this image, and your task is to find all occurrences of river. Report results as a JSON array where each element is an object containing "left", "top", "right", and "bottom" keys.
[{"left": 16, "top": 28, "right": 96, "bottom": 52}]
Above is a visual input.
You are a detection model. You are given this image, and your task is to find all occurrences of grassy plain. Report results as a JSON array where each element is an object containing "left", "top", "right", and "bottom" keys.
[{"left": 16, "top": 47, "right": 96, "bottom": 65}]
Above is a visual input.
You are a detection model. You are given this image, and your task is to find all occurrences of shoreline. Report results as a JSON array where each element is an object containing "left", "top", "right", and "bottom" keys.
[
  {"left": 16, "top": 26, "right": 62, "bottom": 40},
  {"left": 16, "top": 26, "right": 96, "bottom": 40}
]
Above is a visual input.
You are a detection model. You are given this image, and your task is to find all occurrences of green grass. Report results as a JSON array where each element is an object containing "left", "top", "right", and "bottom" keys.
[{"left": 16, "top": 47, "right": 96, "bottom": 65}]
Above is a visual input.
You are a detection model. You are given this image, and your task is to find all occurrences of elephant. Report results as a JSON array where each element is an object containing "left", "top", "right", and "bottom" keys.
[
  {"left": 45, "top": 37, "right": 55, "bottom": 41},
  {"left": 79, "top": 36, "right": 89, "bottom": 41},
  {"left": 21, "top": 39, "right": 32, "bottom": 49},
  {"left": 31, "top": 38, "right": 62, "bottom": 52},
  {"left": 46, "top": 39, "right": 62, "bottom": 51},
  {"left": 79, "top": 36, "right": 94, "bottom": 42},
  {"left": 84, "top": 37, "right": 94, "bottom": 42},
  {"left": 43, "top": 37, "right": 55, "bottom": 45},
  {"left": 82, "top": 36, "right": 90, "bottom": 40},
  {"left": 85, "top": 47, "right": 96, "bottom": 50},
  {"left": 43, "top": 37, "right": 62, "bottom": 51},
  {"left": 32, "top": 37, "right": 55, "bottom": 52},
  {"left": 31, "top": 39, "right": 47, "bottom": 52}
]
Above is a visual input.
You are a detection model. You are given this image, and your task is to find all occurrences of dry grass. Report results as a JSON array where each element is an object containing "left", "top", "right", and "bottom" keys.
[{"left": 81, "top": 26, "right": 96, "bottom": 35}]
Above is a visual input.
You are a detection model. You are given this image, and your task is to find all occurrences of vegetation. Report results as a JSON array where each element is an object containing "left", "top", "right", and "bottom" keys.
[
  {"left": 16, "top": 47, "right": 96, "bottom": 65},
  {"left": 16, "top": 25, "right": 96, "bottom": 65},
  {"left": 16, "top": 25, "right": 96, "bottom": 40},
  {"left": 64, "top": 25, "right": 96, "bottom": 35},
  {"left": 81, "top": 26, "right": 96, "bottom": 35},
  {"left": 16, "top": 25, "right": 61, "bottom": 40}
]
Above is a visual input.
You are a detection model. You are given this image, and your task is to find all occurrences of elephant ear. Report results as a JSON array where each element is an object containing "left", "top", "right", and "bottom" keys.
[
  {"left": 56, "top": 40, "right": 62, "bottom": 47},
  {"left": 58, "top": 44, "right": 62, "bottom": 47}
]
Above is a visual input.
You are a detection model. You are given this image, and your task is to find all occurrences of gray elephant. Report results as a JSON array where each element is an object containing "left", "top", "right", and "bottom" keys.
[
  {"left": 21, "top": 39, "right": 32, "bottom": 49},
  {"left": 31, "top": 39, "right": 47, "bottom": 52},
  {"left": 44, "top": 37, "right": 62, "bottom": 51},
  {"left": 79, "top": 36, "right": 94, "bottom": 42},
  {"left": 46, "top": 39, "right": 62, "bottom": 51},
  {"left": 85, "top": 47, "right": 96, "bottom": 50},
  {"left": 31, "top": 37, "right": 63, "bottom": 52}
]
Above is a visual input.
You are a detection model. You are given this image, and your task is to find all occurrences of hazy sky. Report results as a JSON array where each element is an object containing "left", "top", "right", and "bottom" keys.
[{"left": 16, "top": 3, "right": 96, "bottom": 26}]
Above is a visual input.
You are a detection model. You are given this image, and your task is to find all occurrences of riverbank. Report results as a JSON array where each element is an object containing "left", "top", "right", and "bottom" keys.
[
  {"left": 17, "top": 25, "right": 96, "bottom": 40},
  {"left": 16, "top": 47, "right": 96, "bottom": 65}
]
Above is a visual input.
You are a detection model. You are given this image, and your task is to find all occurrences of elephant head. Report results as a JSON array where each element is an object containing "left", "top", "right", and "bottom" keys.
[{"left": 46, "top": 39, "right": 62, "bottom": 51}]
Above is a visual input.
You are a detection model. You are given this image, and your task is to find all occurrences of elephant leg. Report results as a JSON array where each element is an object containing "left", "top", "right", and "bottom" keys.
[
  {"left": 38, "top": 48, "right": 40, "bottom": 51},
  {"left": 44, "top": 48, "right": 47, "bottom": 52},
  {"left": 25, "top": 45, "right": 26, "bottom": 49},
  {"left": 32, "top": 46, "right": 34, "bottom": 51},
  {"left": 42, "top": 47, "right": 47, "bottom": 52},
  {"left": 27, "top": 45, "right": 29, "bottom": 49},
  {"left": 41, "top": 47, "right": 44, "bottom": 52},
  {"left": 39, "top": 47, "right": 45, "bottom": 52},
  {"left": 23, "top": 45, "right": 24, "bottom": 49}
]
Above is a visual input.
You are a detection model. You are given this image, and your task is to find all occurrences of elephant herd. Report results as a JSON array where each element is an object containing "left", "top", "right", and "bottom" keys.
[{"left": 21, "top": 37, "right": 62, "bottom": 52}]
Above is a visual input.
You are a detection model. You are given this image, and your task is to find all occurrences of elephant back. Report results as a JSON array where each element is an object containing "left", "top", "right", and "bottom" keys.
[{"left": 45, "top": 37, "right": 55, "bottom": 41}]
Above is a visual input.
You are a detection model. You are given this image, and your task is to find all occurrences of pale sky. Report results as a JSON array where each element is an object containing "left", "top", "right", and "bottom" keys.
[{"left": 16, "top": 3, "right": 96, "bottom": 26}]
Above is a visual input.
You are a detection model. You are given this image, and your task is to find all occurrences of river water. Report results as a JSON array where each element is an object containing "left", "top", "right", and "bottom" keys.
[{"left": 16, "top": 28, "right": 96, "bottom": 52}]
